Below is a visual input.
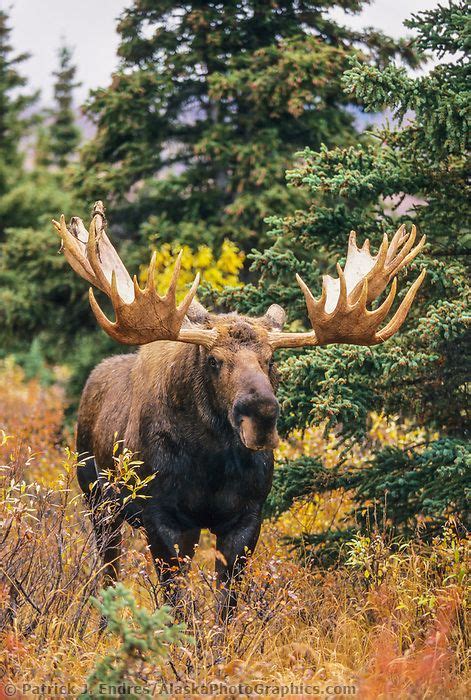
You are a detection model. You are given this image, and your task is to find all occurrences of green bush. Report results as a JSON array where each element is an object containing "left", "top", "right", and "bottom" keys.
[{"left": 83, "top": 584, "right": 193, "bottom": 700}]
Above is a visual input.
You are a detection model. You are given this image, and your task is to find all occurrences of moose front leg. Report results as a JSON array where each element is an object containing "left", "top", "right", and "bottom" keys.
[
  {"left": 142, "top": 509, "right": 200, "bottom": 613},
  {"left": 214, "top": 510, "right": 262, "bottom": 623}
]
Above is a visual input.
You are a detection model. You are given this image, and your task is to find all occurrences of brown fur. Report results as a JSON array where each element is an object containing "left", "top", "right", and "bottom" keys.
[
  {"left": 76, "top": 310, "right": 284, "bottom": 618},
  {"left": 77, "top": 314, "right": 279, "bottom": 467}
]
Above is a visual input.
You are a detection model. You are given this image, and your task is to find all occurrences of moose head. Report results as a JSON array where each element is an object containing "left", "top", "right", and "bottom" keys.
[{"left": 53, "top": 201, "right": 425, "bottom": 452}]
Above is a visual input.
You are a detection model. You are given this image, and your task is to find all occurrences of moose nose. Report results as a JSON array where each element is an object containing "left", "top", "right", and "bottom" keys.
[{"left": 233, "top": 393, "right": 279, "bottom": 423}]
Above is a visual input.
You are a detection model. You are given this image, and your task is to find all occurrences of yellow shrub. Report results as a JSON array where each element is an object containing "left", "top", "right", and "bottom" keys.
[
  {"left": 274, "top": 413, "right": 436, "bottom": 538},
  {"left": 139, "top": 240, "right": 244, "bottom": 300}
]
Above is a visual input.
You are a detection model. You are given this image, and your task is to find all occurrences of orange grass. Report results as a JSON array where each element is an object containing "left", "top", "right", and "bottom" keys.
[{"left": 0, "top": 362, "right": 469, "bottom": 699}]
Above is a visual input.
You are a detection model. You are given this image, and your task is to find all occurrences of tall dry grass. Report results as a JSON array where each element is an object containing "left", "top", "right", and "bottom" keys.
[{"left": 0, "top": 361, "right": 468, "bottom": 699}]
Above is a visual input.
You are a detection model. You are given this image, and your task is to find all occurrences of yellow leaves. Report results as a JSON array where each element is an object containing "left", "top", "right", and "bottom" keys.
[
  {"left": 100, "top": 441, "right": 156, "bottom": 505},
  {"left": 369, "top": 411, "right": 438, "bottom": 447},
  {"left": 193, "top": 245, "right": 213, "bottom": 269},
  {"left": 0, "top": 429, "right": 12, "bottom": 446},
  {"left": 139, "top": 240, "right": 244, "bottom": 300}
]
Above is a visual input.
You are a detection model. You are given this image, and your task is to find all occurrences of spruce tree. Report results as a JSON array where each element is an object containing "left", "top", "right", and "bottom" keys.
[
  {"left": 0, "top": 22, "right": 93, "bottom": 380},
  {"left": 0, "top": 9, "right": 37, "bottom": 224},
  {"left": 49, "top": 45, "right": 81, "bottom": 167},
  {"left": 78, "top": 0, "right": 419, "bottom": 251},
  {"left": 226, "top": 0, "right": 469, "bottom": 548}
]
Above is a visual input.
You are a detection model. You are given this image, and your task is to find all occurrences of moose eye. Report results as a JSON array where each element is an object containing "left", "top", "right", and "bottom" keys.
[
  {"left": 208, "top": 356, "right": 220, "bottom": 370},
  {"left": 268, "top": 357, "right": 275, "bottom": 370}
]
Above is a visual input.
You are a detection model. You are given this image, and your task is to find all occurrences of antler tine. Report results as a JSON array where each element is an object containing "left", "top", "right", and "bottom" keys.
[
  {"left": 52, "top": 214, "right": 101, "bottom": 290},
  {"left": 110, "top": 269, "right": 122, "bottom": 309},
  {"left": 146, "top": 251, "right": 157, "bottom": 291},
  {"left": 374, "top": 269, "right": 426, "bottom": 343},
  {"left": 88, "top": 287, "right": 116, "bottom": 338},
  {"left": 295, "top": 273, "right": 325, "bottom": 325},
  {"left": 335, "top": 263, "right": 348, "bottom": 313},
  {"left": 86, "top": 212, "right": 113, "bottom": 297},
  {"left": 178, "top": 272, "right": 201, "bottom": 316},
  {"left": 165, "top": 250, "right": 183, "bottom": 303},
  {"left": 386, "top": 224, "right": 408, "bottom": 263},
  {"left": 373, "top": 233, "right": 389, "bottom": 272},
  {"left": 389, "top": 224, "right": 416, "bottom": 267},
  {"left": 354, "top": 226, "right": 425, "bottom": 303},
  {"left": 54, "top": 202, "right": 217, "bottom": 348},
  {"left": 390, "top": 230, "right": 426, "bottom": 277},
  {"left": 386, "top": 224, "right": 427, "bottom": 275},
  {"left": 356, "top": 233, "right": 389, "bottom": 305},
  {"left": 267, "top": 227, "right": 426, "bottom": 350},
  {"left": 367, "top": 277, "right": 397, "bottom": 326},
  {"left": 132, "top": 274, "right": 142, "bottom": 297},
  {"left": 353, "top": 277, "right": 369, "bottom": 312}
]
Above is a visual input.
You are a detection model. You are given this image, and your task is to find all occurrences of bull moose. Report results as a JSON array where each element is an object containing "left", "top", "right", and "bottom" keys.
[{"left": 53, "top": 201, "right": 425, "bottom": 618}]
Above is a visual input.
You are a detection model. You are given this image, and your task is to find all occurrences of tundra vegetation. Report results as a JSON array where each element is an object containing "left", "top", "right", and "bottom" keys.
[
  {"left": 0, "top": 1, "right": 469, "bottom": 698},
  {"left": 0, "top": 364, "right": 468, "bottom": 697}
]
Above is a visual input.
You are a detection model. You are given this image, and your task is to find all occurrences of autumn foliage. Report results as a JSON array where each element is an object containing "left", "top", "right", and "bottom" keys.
[
  {"left": 0, "top": 2, "right": 469, "bottom": 697},
  {"left": 0, "top": 364, "right": 468, "bottom": 698}
]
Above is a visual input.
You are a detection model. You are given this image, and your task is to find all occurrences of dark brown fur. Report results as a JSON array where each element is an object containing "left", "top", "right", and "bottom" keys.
[{"left": 76, "top": 311, "right": 284, "bottom": 619}]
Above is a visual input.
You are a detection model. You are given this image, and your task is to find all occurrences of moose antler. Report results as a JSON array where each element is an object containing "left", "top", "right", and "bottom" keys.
[
  {"left": 267, "top": 226, "right": 426, "bottom": 349},
  {"left": 54, "top": 202, "right": 425, "bottom": 351},
  {"left": 52, "top": 201, "right": 217, "bottom": 347}
]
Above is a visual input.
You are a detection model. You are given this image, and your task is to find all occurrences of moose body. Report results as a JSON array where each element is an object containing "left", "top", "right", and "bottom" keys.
[
  {"left": 76, "top": 315, "right": 282, "bottom": 615},
  {"left": 53, "top": 201, "right": 425, "bottom": 619}
]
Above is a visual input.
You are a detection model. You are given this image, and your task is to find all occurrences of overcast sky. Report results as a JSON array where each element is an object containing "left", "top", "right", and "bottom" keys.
[{"left": 9, "top": 0, "right": 440, "bottom": 106}]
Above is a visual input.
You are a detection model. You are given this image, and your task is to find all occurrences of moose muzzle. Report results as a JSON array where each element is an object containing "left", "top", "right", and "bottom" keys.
[{"left": 233, "top": 393, "right": 280, "bottom": 451}]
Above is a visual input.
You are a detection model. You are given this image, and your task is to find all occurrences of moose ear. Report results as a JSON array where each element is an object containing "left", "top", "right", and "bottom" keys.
[
  {"left": 186, "top": 299, "right": 210, "bottom": 324},
  {"left": 264, "top": 304, "right": 286, "bottom": 330}
]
